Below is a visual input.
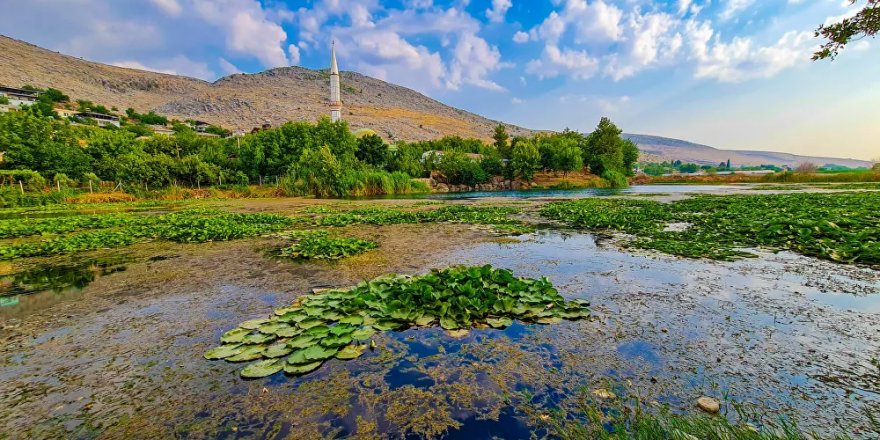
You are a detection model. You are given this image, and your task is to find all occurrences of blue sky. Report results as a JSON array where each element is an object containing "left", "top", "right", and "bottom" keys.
[{"left": 1, "top": 0, "right": 877, "bottom": 160}]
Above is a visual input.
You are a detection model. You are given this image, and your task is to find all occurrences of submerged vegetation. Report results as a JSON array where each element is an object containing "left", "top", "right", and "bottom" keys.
[
  {"left": 205, "top": 265, "right": 591, "bottom": 378},
  {"left": 541, "top": 192, "right": 880, "bottom": 265}
]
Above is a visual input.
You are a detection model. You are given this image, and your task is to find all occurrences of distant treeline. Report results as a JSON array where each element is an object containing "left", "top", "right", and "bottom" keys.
[{"left": 0, "top": 99, "right": 639, "bottom": 199}]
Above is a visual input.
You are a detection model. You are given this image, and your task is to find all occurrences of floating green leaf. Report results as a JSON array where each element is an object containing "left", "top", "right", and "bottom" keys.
[
  {"left": 283, "top": 361, "right": 323, "bottom": 375},
  {"left": 301, "top": 345, "right": 339, "bottom": 361},
  {"left": 204, "top": 344, "right": 243, "bottom": 360},
  {"left": 336, "top": 344, "right": 367, "bottom": 360},
  {"left": 241, "top": 359, "right": 283, "bottom": 378},
  {"left": 262, "top": 343, "right": 293, "bottom": 358}
]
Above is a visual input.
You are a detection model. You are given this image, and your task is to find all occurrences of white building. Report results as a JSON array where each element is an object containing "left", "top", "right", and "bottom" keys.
[
  {"left": 329, "top": 41, "right": 342, "bottom": 122},
  {"left": 0, "top": 86, "right": 39, "bottom": 110}
]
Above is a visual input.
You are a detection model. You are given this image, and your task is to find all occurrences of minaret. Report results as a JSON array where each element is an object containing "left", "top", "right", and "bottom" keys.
[{"left": 329, "top": 41, "right": 342, "bottom": 122}]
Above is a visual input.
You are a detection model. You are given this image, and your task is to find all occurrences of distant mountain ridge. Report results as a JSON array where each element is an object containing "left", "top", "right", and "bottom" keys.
[
  {"left": 0, "top": 35, "right": 870, "bottom": 168},
  {"left": 624, "top": 134, "right": 872, "bottom": 169}
]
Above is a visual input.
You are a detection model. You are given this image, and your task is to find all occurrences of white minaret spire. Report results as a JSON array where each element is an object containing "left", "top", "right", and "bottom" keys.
[{"left": 329, "top": 40, "right": 342, "bottom": 122}]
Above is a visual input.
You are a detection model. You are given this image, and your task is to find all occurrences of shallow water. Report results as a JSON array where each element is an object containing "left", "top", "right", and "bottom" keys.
[
  {"left": 1, "top": 227, "right": 878, "bottom": 438},
  {"left": 428, "top": 184, "right": 749, "bottom": 199}
]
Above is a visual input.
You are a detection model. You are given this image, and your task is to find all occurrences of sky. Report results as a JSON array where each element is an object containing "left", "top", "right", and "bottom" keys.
[{"left": 1, "top": 0, "right": 877, "bottom": 160}]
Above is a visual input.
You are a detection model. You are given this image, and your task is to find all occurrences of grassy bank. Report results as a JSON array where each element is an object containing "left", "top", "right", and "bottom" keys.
[{"left": 631, "top": 169, "right": 880, "bottom": 185}]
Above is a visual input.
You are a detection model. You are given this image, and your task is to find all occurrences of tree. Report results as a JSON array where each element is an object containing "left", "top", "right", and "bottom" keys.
[
  {"left": 510, "top": 140, "right": 541, "bottom": 182},
  {"left": 795, "top": 162, "right": 818, "bottom": 173},
  {"left": 355, "top": 134, "right": 389, "bottom": 167},
  {"left": 583, "top": 117, "right": 625, "bottom": 176},
  {"left": 814, "top": 0, "right": 879, "bottom": 60},
  {"left": 493, "top": 124, "right": 511, "bottom": 158},
  {"left": 621, "top": 138, "right": 639, "bottom": 175},
  {"left": 41, "top": 88, "right": 69, "bottom": 103},
  {"left": 437, "top": 150, "right": 487, "bottom": 186},
  {"left": 556, "top": 144, "right": 583, "bottom": 177}
]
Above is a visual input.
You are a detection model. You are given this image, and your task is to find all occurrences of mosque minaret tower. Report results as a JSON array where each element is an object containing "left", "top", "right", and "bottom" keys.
[{"left": 329, "top": 41, "right": 342, "bottom": 122}]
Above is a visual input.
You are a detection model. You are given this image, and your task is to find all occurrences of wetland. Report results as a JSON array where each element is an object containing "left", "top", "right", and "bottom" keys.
[{"left": 0, "top": 186, "right": 878, "bottom": 439}]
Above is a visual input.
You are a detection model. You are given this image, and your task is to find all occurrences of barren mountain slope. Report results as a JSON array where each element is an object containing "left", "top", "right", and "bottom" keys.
[{"left": 0, "top": 35, "right": 530, "bottom": 141}]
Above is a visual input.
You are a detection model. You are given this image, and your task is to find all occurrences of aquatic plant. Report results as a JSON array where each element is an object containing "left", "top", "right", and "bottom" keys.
[
  {"left": 0, "top": 209, "right": 300, "bottom": 259},
  {"left": 541, "top": 192, "right": 880, "bottom": 265},
  {"left": 279, "top": 236, "right": 378, "bottom": 260},
  {"left": 315, "top": 205, "right": 521, "bottom": 227},
  {"left": 204, "top": 265, "right": 591, "bottom": 378}
]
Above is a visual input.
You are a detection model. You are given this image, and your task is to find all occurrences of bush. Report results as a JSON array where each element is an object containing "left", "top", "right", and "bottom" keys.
[
  {"left": 438, "top": 150, "right": 488, "bottom": 186},
  {"left": 601, "top": 169, "right": 628, "bottom": 188}
]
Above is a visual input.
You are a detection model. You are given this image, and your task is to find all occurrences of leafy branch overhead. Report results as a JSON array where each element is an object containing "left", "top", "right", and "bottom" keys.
[{"left": 814, "top": 0, "right": 879, "bottom": 60}]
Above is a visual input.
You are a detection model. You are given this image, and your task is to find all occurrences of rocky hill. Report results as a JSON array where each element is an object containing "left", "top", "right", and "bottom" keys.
[
  {"left": 0, "top": 35, "right": 531, "bottom": 141},
  {"left": 1, "top": 36, "right": 871, "bottom": 168},
  {"left": 624, "top": 134, "right": 873, "bottom": 169}
]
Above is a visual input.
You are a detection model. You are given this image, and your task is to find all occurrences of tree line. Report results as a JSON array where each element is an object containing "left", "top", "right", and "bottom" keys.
[{"left": 0, "top": 102, "right": 639, "bottom": 198}]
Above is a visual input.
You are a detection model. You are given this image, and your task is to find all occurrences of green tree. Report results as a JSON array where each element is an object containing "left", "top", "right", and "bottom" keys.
[
  {"left": 0, "top": 110, "right": 89, "bottom": 178},
  {"left": 622, "top": 138, "right": 639, "bottom": 175},
  {"left": 814, "top": 0, "right": 879, "bottom": 60},
  {"left": 493, "top": 124, "right": 511, "bottom": 158},
  {"left": 583, "top": 117, "right": 625, "bottom": 176},
  {"left": 511, "top": 140, "right": 541, "bottom": 182},
  {"left": 355, "top": 134, "right": 389, "bottom": 167},
  {"left": 41, "top": 88, "right": 69, "bottom": 103},
  {"left": 437, "top": 150, "right": 487, "bottom": 186},
  {"left": 556, "top": 143, "right": 583, "bottom": 177},
  {"left": 0, "top": 95, "right": 8, "bottom": 105}
]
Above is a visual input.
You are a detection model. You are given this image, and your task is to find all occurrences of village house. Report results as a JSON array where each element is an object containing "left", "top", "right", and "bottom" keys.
[
  {"left": 0, "top": 86, "right": 39, "bottom": 110},
  {"left": 77, "top": 111, "right": 120, "bottom": 127},
  {"left": 54, "top": 108, "right": 79, "bottom": 118}
]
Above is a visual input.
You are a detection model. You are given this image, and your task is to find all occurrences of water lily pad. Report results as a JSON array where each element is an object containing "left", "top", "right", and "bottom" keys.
[
  {"left": 287, "top": 334, "right": 316, "bottom": 349},
  {"left": 226, "top": 345, "right": 265, "bottom": 362},
  {"left": 374, "top": 320, "right": 404, "bottom": 331},
  {"left": 243, "top": 333, "right": 276, "bottom": 344},
  {"left": 286, "top": 349, "right": 310, "bottom": 365},
  {"left": 338, "top": 315, "right": 363, "bottom": 325},
  {"left": 302, "top": 345, "right": 338, "bottom": 361},
  {"left": 329, "top": 324, "right": 355, "bottom": 336},
  {"left": 336, "top": 344, "right": 366, "bottom": 359},
  {"left": 262, "top": 343, "right": 293, "bottom": 358},
  {"left": 240, "top": 359, "right": 283, "bottom": 378},
  {"left": 415, "top": 315, "right": 436, "bottom": 326},
  {"left": 306, "top": 325, "right": 331, "bottom": 338},
  {"left": 298, "top": 318, "right": 325, "bottom": 329},
  {"left": 275, "top": 326, "right": 302, "bottom": 337},
  {"left": 283, "top": 361, "right": 323, "bottom": 375},
  {"left": 204, "top": 344, "right": 243, "bottom": 360},
  {"left": 258, "top": 323, "right": 291, "bottom": 334},
  {"left": 446, "top": 329, "right": 470, "bottom": 338},
  {"left": 220, "top": 328, "right": 251, "bottom": 344},
  {"left": 321, "top": 335, "right": 353, "bottom": 347},
  {"left": 486, "top": 317, "right": 513, "bottom": 328},
  {"left": 350, "top": 327, "right": 376, "bottom": 340},
  {"left": 239, "top": 318, "right": 271, "bottom": 330},
  {"left": 536, "top": 316, "right": 563, "bottom": 325}
]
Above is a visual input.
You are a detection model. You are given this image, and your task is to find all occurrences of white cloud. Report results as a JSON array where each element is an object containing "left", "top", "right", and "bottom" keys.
[
  {"left": 288, "top": 44, "right": 301, "bottom": 65},
  {"left": 111, "top": 55, "right": 215, "bottom": 80},
  {"left": 448, "top": 33, "right": 506, "bottom": 90},
  {"left": 604, "top": 11, "right": 682, "bottom": 80},
  {"left": 342, "top": 30, "right": 446, "bottom": 90},
  {"left": 686, "top": 19, "right": 817, "bottom": 82},
  {"left": 150, "top": 0, "right": 182, "bottom": 16},
  {"left": 719, "top": 0, "right": 755, "bottom": 21},
  {"left": 513, "top": 31, "right": 529, "bottom": 43},
  {"left": 218, "top": 58, "right": 242, "bottom": 75},
  {"left": 526, "top": 44, "right": 599, "bottom": 80},
  {"left": 485, "top": 0, "right": 512, "bottom": 23},
  {"left": 193, "top": 0, "right": 290, "bottom": 68}
]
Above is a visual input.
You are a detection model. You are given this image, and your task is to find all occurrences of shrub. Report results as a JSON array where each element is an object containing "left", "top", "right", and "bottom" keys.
[{"left": 601, "top": 169, "right": 628, "bottom": 188}]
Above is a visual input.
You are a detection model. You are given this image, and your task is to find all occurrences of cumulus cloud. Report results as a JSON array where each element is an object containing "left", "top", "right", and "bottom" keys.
[
  {"left": 288, "top": 44, "right": 301, "bottom": 66},
  {"left": 719, "top": 0, "right": 755, "bottom": 21},
  {"left": 448, "top": 33, "right": 506, "bottom": 90},
  {"left": 604, "top": 10, "right": 682, "bottom": 80},
  {"left": 686, "top": 19, "right": 817, "bottom": 82},
  {"left": 111, "top": 55, "right": 215, "bottom": 80},
  {"left": 485, "top": 0, "right": 512, "bottom": 23},
  {"left": 513, "top": 31, "right": 529, "bottom": 43},
  {"left": 150, "top": 0, "right": 182, "bottom": 16},
  {"left": 218, "top": 58, "right": 242, "bottom": 75},
  {"left": 526, "top": 44, "right": 599, "bottom": 80},
  {"left": 193, "top": 0, "right": 291, "bottom": 68}
]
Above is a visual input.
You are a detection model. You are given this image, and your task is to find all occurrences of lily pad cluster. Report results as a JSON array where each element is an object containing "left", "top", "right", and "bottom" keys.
[
  {"left": 280, "top": 235, "right": 379, "bottom": 260},
  {"left": 204, "top": 265, "right": 591, "bottom": 378}
]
